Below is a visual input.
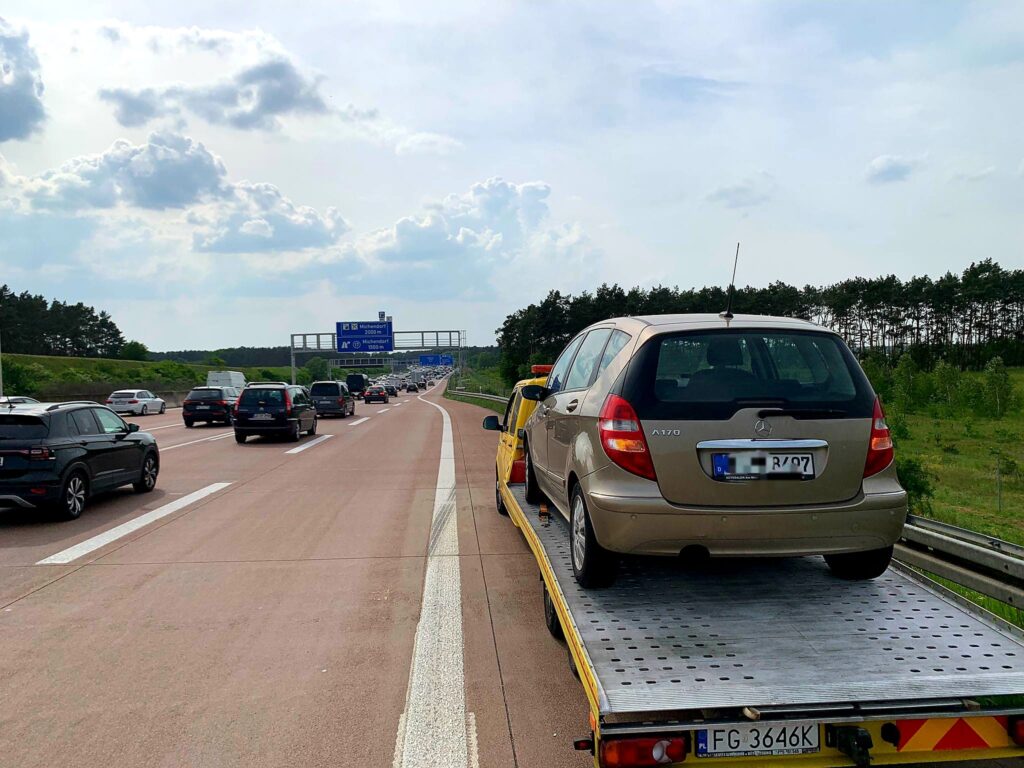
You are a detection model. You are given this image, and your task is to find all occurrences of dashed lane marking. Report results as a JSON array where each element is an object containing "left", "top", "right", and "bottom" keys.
[
  {"left": 349, "top": 417, "right": 370, "bottom": 426},
  {"left": 284, "top": 434, "right": 335, "bottom": 454},
  {"left": 161, "top": 433, "right": 234, "bottom": 451},
  {"left": 36, "top": 483, "right": 232, "bottom": 565}
]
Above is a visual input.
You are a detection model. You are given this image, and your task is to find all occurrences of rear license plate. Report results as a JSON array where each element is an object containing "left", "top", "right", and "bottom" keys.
[
  {"left": 712, "top": 452, "right": 814, "bottom": 480},
  {"left": 197, "top": 405, "right": 211, "bottom": 410},
  {"left": 697, "top": 723, "right": 819, "bottom": 758},
  {"left": 251, "top": 413, "right": 274, "bottom": 421}
]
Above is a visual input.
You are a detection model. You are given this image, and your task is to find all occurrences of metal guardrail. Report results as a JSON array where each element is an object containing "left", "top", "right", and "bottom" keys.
[
  {"left": 449, "top": 389, "right": 508, "bottom": 403},
  {"left": 896, "top": 515, "right": 1024, "bottom": 609}
]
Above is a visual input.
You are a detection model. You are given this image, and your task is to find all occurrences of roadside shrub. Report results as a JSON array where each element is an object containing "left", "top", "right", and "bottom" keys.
[
  {"left": 57, "top": 367, "right": 93, "bottom": 384},
  {"left": 1, "top": 360, "right": 49, "bottom": 397},
  {"left": 896, "top": 456, "right": 935, "bottom": 513},
  {"left": 982, "top": 356, "right": 1016, "bottom": 418},
  {"left": 887, "top": 411, "right": 911, "bottom": 441}
]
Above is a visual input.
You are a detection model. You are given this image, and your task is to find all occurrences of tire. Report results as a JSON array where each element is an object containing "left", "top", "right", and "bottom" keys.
[
  {"left": 224, "top": 413, "right": 233, "bottom": 426},
  {"left": 543, "top": 582, "right": 564, "bottom": 640},
  {"left": 307, "top": 416, "right": 317, "bottom": 436},
  {"left": 825, "top": 546, "right": 894, "bottom": 580},
  {"left": 184, "top": 418, "right": 194, "bottom": 428},
  {"left": 58, "top": 471, "right": 88, "bottom": 520},
  {"left": 133, "top": 453, "right": 158, "bottom": 493},
  {"left": 569, "top": 484, "right": 618, "bottom": 587},
  {"left": 496, "top": 467, "right": 509, "bottom": 516},
  {"left": 524, "top": 440, "right": 542, "bottom": 504},
  {"left": 159, "top": 403, "right": 166, "bottom": 414},
  {"left": 141, "top": 404, "right": 148, "bottom": 416},
  {"left": 289, "top": 421, "right": 301, "bottom": 442},
  {"left": 234, "top": 431, "right": 248, "bottom": 444}
]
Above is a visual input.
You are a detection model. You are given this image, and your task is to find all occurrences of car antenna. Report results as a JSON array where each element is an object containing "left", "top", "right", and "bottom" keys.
[{"left": 720, "top": 242, "right": 740, "bottom": 319}]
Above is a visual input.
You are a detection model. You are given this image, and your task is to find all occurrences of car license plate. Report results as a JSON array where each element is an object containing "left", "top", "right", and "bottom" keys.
[
  {"left": 251, "top": 413, "right": 273, "bottom": 421},
  {"left": 197, "top": 405, "right": 211, "bottom": 410},
  {"left": 712, "top": 452, "right": 814, "bottom": 479},
  {"left": 697, "top": 723, "right": 819, "bottom": 758}
]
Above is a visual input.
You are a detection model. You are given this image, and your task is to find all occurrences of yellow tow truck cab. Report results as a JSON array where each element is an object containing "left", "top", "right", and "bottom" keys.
[{"left": 483, "top": 365, "right": 551, "bottom": 499}]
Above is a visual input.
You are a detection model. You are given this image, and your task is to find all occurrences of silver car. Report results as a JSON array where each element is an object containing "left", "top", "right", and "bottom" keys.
[
  {"left": 107, "top": 389, "right": 166, "bottom": 416},
  {"left": 521, "top": 314, "right": 907, "bottom": 587}
]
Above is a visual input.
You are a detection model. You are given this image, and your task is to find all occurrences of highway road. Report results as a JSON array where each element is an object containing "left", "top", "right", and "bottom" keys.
[
  {"left": 0, "top": 382, "right": 1014, "bottom": 768},
  {"left": 0, "top": 382, "right": 589, "bottom": 768}
]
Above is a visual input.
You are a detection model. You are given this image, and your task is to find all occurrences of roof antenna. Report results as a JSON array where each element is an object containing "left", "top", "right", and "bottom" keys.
[{"left": 720, "top": 242, "right": 740, "bottom": 319}]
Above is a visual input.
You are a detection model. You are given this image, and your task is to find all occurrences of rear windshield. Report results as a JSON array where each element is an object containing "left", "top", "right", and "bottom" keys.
[
  {"left": 0, "top": 415, "right": 49, "bottom": 439},
  {"left": 187, "top": 388, "right": 224, "bottom": 400},
  {"left": 111, "top": 391, "right": 136, "bottom": 398},
  {"left": 239, "top": 388, "right": 285, "bottom": 405},
  {"left": 622, "top": 329, "right": 875, "bottom": 420},
  {"left": 310, "top": 383, "right": 339, "bottom": 396}
]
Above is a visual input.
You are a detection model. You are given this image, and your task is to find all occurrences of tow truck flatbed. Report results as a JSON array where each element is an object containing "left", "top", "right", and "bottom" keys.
[{"left": 501, "top": 482, "right": 1024, "bottom": 766}]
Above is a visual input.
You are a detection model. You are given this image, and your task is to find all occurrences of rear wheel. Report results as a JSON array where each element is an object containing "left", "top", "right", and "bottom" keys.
[
  {"left": 569, "top": 484, "right": 618, "bottom": 588},
  {"left": 524, "top": 440, "right": 542, "bottom": 504},
  {"left": 141, "top": 404, "right": 148, "bottom": 416},
  {"left": 184, "top": 418, "right": 194, "bottom": 428},
  {"left": 307, "top": 416, "right": 317, "bottom": 436},
  {"left": 234, "top": 431, "right": 247, "bottom": 444},
  {"left": 825, "top": 546, "right": 894, "bottom": 580},
  {"left": 289, "top": 421, "right": 301, "bottom": 442},
  {"left": 133, "top": 454, "right": 158, "bottom": 493},
  {"left": 543, "top": 582, "right": 564, "bottom": 639},
  {"left": 58, "top": 471, "right": 88, "bottom": 520},
  {"left": 495, "top": 467, "right": 508, "bottom": 516}
]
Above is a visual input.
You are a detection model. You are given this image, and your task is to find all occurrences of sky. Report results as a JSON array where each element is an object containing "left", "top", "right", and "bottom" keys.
[{"left": 1, "top": 1, "right": 1022, "bottom": 350}]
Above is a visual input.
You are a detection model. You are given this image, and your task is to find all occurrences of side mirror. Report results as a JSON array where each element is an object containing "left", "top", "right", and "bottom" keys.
[
  {"left": 520, "top": 384, "right": 549, "bottom": 401},
  {"left": 127, "top": 423, "right": 140, "bottom": 433},
  {"left": 481, "top": 415, "right": 502, "bottom": 431},
  {"left": 517, "top": 428, "right": 525, "bottom": 439}
]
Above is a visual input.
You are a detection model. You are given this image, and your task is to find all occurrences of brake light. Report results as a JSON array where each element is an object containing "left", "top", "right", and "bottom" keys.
[
  {"left": 1008, "top": 717, "right": 1024, "bottom": 746},
  {"left": 598, "top": 394, "right": 657, "bottom": 481},
  {"left": 600, "top": 735, "right": 688, "bottom": 766},
  {"left": 105, "top": 400, "right": 113, "bottom": 404},
  {"left": 337, "top": 397, "right": 346, "bottom": 405},
  {"left": 864, "top": 397, "right": 894, "bottom": 477},
  {"left": 27, "top": 446, "right": 55, "bottom": 461},
  {"left": 283, "top": 389, "right": 293, "bottom": 415},
  {"left": 214, "top": 400, "right": 227, "bottom": 407},
  {"left": 183, "top": 400, "right": 194, "bottom": 406},
  {"left": 128, "top": 400, "right": 139, "bottom": 404}
]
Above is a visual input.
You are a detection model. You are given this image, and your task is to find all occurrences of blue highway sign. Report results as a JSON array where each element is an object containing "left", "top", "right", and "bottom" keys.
[{"left": 336, "top": 321, "right": 394, "bottom": 352}]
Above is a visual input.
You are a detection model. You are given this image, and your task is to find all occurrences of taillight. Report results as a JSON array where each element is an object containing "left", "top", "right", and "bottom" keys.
[
  {"left": 600, "top": 735, "right": 688, "bottom": 766},
  {"left": 598, "top": 394, "right": 657, "bottom": 481},
  {"left": 1010, "top": 716, "right": 1024, "bottom": 746},
  {"left": 283, "top": 389, "right": 293, "bottom": 415},
  {"left": 128, "top": 399, "right": 139, "bottom": 404},
  {"left": 337, "top": 397, "right": 346, "bottom": 405},
  {"left": 215, "top": 400, "right": 227, "bottom": 407},
  {"left": 183, "top": 400, "right": 194, "bottom": 406},
  {"left": 105, "top": 400, "right": 113, "bottom": 404},
  {"left": 27, "top": 446, "right": 55, "bottom": 461},
  {"left": 864, "top": 397, "right": 894, "bottom": 477}
]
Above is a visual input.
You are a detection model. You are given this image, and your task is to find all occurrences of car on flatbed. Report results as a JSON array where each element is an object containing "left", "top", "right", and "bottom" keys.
[
  {"left": 0, "top": 401, "right": 158, "bottom": 519},
  {"left": 233, "top": 383, "right": 317, "bottom": 443},
  {"left": 519, "top": 314, "right": 908, "bottom": 586},
  {"left": 182, "top": 386, "right": 240, "bottom": 426},
  {"left": 309, "top": 380, "right": 356, "bottom": 417}
]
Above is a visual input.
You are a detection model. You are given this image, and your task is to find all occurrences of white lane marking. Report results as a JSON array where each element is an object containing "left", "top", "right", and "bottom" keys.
[
  {"left": 392, "top": 403, "right": 403, "bottom": 407},
  {"left": 144, "top": 423, "right": 186, "bottom": 431},
  {"left": 376, "top": 407, "right": 391, "bottom": 413},
  {"left": 284, "top": 434, "right": 334, "bottom": 454},
  {"left": 349, "top": 417, "right": 370, "bottom": 426},
  {"left": 394, "top": 391, "right": 473, "bottom": 768},
  {"left": 37, "top": 482, "right": 231, "bottom": 564},
  {"left": 161, "top": 433, "right": 234, "bottom": 451}
]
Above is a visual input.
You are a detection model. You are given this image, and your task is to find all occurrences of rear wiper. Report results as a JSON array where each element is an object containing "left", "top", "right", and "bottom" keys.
[{"left": 757, "top": 407, "right": 847, "bottom": 419}]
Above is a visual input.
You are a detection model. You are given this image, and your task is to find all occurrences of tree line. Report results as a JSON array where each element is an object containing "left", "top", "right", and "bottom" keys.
[
  {"left": 495, "top": 259, "right": 1024, "bottom": 384},
  {"left": 0, "top": 285, "right": 128, "bottom": 358}
]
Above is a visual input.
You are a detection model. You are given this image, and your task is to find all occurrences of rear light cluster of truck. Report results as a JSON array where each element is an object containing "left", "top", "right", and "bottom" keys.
[
  {"left": 863, "top": 396, "right": 894, "bottom": 478},
  {"left": 599, "top": 735, "right": 688, "bottom": 766},
  {"left": 598, "top": 394, "right": 657, "bottom": 481}
]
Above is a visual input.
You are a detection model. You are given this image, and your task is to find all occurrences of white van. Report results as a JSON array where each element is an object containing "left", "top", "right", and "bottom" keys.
[{"left": 206, "top": 370, "right": 247, "bottom": 389}]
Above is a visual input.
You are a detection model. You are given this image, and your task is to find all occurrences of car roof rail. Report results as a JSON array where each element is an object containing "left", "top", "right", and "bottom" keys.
[
  {"left": 245, "top": 381, "right": 289, "bottom": 386},
  {"left": 45, "top": 400, "right": 99, "bottom": 411}
]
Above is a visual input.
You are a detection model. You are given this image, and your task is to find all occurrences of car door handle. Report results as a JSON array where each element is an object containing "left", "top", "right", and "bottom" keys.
[{"left": 566, "top": 399, "right": 579, "bottom": 412}]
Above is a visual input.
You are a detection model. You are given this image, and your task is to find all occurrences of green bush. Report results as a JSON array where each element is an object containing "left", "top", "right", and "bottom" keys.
[
  {"left": 896, "top": 456, "right": 935, "bottom": 513},
  {"left": 1, "top": 360, "right": 48, "bottom": 396}
]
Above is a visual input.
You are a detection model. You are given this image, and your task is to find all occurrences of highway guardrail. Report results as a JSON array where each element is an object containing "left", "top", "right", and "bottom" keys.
[{"left": 897, "top": 514, "right": 1024, "bottom": 610}]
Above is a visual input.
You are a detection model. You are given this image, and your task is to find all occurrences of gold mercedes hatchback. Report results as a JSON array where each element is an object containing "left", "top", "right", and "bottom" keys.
[{"left": 520, "top": 314, "right": 907, "bottom": 587}]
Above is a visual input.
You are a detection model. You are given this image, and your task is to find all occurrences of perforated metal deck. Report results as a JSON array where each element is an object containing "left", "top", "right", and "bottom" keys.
[{"left": 509, "top": 485, "right": 1024, "bottom": 717}]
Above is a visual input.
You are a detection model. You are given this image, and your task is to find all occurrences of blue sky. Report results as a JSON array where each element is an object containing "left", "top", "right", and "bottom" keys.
[{"left": 1, "top": 1, "right": 1022, "bottom": 349}]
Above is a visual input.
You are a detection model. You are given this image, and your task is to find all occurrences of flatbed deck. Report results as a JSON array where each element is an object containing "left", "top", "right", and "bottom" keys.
[{"left": 502, "top": 482, "right": 1024, "bottom": 765}]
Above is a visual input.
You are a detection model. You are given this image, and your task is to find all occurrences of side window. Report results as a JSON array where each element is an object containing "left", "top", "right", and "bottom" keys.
[
  {"left": 71, "top": 409, "right": 100, "bottom": 436},
  {"left": 564, "top": 329, "right": 612, "bottom": 391},
  {"left": 546, "top": 335, "right": 585, "bottom": 395},
  {"left": 509, "top": 392, "right": 523, "bottom": 433},
  {"left": 595, "top": 330, "right": 631, "bottom": 377},
  {"left": 502, "top": 392, "right": 515, "bottom": 429},
  {"left": 93, "top": 408, "right": 126, "bottom": 434}
]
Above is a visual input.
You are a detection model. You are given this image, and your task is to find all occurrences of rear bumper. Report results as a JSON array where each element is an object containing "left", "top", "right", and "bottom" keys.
[
  {"left": 0, "top": 482, "right": 61, "bottom": 509},
  {"left": 234, "top": 418, "right": 298, "bottom": 433},
  {"left": 313, "top": 404, "right": 347, "bottom": 414},
  {"left": 584, "top": 485, "right": 908, "bottom": 557},
  {"left": 184, "top": 409, "right": 231, "bottom": 421}
]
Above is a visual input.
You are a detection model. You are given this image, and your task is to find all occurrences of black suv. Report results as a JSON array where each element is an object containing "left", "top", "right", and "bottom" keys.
[
  {"left": 309, "top": 381, "right": 356, "bottom": 418},
  {"left": 183, "top": 386, "right": 240, "bottom": 427},
  {"left": 0, "top": 402, "right": 159, "bottom": 519},
  {"left": 233, "top": 383, "right": 317, "bottom": 443}
]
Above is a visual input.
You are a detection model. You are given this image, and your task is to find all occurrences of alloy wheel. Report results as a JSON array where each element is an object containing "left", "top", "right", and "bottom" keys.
[
  {"left": 66, "top": 475, "right": 86, "bottom": 517},
  {"left": 142, "top": 456, "right": 158, "bottom": 489},
  {"left": 571, "top": 494, "right": 587, "bottom": 571}
]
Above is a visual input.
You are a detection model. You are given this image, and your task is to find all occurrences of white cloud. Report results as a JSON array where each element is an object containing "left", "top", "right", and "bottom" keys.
[
  {"left": 394, "top": 132, "right": 463, "bottom": 156},
  {"left": 951, "top": 166, "right": 995, "bottom": 182},
  {"left": 865, "top": 154, "right": 923, "bottom": 184},
  {"left": 706, "top": 172, "right": 776, "bottom": 209},
  {"left": 0, "top": 17, "right": 46, "bottom": 142}
]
